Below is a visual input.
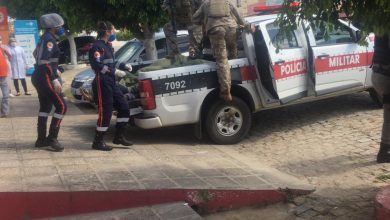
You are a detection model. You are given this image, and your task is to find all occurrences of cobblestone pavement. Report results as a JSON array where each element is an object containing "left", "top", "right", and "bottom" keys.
[
  {"left": 3, "top": 69, "right": 388, "bottom": 219},
  {"left": 207, "top": 92, "right": 389, "bottom": 219}
]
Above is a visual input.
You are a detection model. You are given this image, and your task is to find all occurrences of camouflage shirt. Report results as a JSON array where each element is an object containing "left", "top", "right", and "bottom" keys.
[
  {"left": 192, "top": 0, "right": 245, "bottom": 32},
  {"left": 162, "top": 0, "right": 205, "bottom": 23}
]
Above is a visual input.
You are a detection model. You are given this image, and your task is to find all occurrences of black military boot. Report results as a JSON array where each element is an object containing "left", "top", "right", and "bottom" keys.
[
  {"left": 92, "top": 131, "right": 112, "bottom": 151},
  {"left": 47, "top": 123, "right": 64, "bottom": 152},
  {"left": 35, "top": 117, "right": 47, "bottom": 148},
  {"left": 377, "top": 143, "right": 390, "bottom": 163},
  {"left": 113, "top": 127, "right": 133, "bottom": 146}
]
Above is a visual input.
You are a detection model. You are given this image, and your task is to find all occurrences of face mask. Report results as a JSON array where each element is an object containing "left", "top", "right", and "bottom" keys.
[
  {"left": 56, "top": 27, "right": 65, "bottom": 37},
  {"left": 108, "top": 33, "right": 116, "bottom": 42},
  {"left": 10, "top": 42, "right": 16, "bottom": 47}
]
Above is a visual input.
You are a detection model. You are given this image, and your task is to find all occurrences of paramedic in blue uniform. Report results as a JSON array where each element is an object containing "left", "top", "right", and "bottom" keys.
[
  {"left": 89, "top": 21, "right": 133, "bottom": 151},
  {"left": 32, "top": 13, "right": 67, "bottom": 152}
]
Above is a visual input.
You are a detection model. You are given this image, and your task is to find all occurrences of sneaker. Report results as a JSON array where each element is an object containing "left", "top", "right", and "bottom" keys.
[
  {"left": 15, "top": 92, "right": 21, "bottom": 96},
  {"left": 25, "top": 92, "right": 32, "bottom": 96},
  {"left": 9, "top": 94, "right": 15, "bottom": 98}
]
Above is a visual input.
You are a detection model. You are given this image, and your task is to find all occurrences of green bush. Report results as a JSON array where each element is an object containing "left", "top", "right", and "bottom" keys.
[{"left": 116, "top": 29, "right": 133, "bottom": 41}]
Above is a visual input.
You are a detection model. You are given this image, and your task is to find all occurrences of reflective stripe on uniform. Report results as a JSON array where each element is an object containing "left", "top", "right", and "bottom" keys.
[
  {"left": 53, "top": 113, "right": 63, "bottom": 119},
  {"left": 38, "top": 112, "right": 50, "bottom": 117},
  {"left": 38, "top": 58, "right": 59, "bottom": 65},
  {"left": 38, "top": 60, "right": 50, "bottom": 65},
  {"left": 96, "top": 127, "right": 109, "bottom": 132},
  {"left": 103, "top": 59, "right": 114, "bottom": 64},
  {"left": 117, "top": 118, "right": 129, "bottom": 123}
]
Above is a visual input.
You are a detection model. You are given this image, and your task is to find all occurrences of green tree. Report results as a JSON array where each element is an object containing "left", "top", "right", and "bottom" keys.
[
  {"left": 278, "top": 0, "right": 390, "bottom": 40},
  {"left": 2, "top": 0, "right": 97, "bottom": 65},
  {"left": 3, "top": 0, "right": 168, "bottom": 64},
  {"left": 103, "top": 0, "right": 167, "bottom": 60}
]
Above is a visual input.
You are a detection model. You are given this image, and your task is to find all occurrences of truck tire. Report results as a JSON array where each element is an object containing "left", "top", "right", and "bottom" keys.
[
  {"left": 205, "top": 97, "right": 251, "bottom": 145},
  {"left": 369, "top": 89, "right": 383, "bottom": 108}
]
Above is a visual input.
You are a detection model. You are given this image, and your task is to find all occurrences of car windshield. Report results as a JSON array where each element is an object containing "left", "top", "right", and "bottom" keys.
[{"left": 115, "top": 41, "right": 143, "bottom": 63}]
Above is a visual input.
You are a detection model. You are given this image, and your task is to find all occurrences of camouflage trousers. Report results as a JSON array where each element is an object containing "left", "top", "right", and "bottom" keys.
[
  {"left": 163, "top": 21, "right": 203, "bottom": 57},
  {"left": 208, "top": 26, "right": 238, "bottom": 98}
]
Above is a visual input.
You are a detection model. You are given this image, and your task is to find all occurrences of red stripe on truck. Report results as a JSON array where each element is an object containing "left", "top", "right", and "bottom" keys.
[
  {"left": 315, "top": 52, "right": 374, "bottom": 74},
  {"left": 273, "top": 59, "right": 307, "bottom": 80}
]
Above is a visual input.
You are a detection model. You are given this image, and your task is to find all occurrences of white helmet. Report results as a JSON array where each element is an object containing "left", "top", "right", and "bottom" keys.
[{"left": 39, "top": 13, "right": 64, "bottom": 29}]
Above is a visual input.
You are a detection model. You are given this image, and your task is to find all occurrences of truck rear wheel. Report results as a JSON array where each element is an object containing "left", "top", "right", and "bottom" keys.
[{"left": 205, "top": 97, "right": 251, "bottom": 145}]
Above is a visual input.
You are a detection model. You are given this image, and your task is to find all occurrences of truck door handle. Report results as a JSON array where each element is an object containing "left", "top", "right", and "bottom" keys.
[
  {"left": 274, "top": 60, "right": 285, "bottom": 65},
  {"left": 317, "top": 54, "right": 329, "bottom": 59}
]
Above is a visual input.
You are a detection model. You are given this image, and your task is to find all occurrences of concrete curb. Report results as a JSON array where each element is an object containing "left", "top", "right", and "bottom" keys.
[{"left": 0, "top": 188, "right": 314, "bottom": 219}]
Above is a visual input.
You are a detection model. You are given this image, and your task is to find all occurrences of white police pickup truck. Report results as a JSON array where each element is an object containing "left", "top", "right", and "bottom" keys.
[{"left": 133, "top": 11, "right": 377, "bottom": 145}]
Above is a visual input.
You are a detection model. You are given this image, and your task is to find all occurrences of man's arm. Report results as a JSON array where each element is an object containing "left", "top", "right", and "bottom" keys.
[
  {"left": 230, "top": 2, "right": 245, "bottom": 26},
  {"left": 89, "top": 46, "right": 109, "bottom": 74},
  {"left": 192, "top": 2, "right": 205, "bottom": 25}
]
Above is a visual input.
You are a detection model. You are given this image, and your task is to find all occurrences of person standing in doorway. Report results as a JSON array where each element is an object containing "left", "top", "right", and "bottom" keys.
[{"left": 8, "top": 37, "right": 31, "bottom": 96}]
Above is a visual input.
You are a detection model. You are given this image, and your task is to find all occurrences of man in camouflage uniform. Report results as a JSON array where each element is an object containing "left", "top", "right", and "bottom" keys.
[
  {"left": 192, "top": 0, "right": 245, "bottom": 101},
  {"left": 162, "top": 0, "right": 204, "bottom": 59}
]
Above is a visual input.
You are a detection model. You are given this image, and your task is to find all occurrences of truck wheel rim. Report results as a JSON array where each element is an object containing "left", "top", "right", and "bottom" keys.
[{"left": 215, "top": 106, "right": 243, "bottom": 137}]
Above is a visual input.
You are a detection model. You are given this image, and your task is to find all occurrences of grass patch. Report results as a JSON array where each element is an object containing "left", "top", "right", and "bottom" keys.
[{"left": 376, "top": 174, "right": 390, "bottom": 181}]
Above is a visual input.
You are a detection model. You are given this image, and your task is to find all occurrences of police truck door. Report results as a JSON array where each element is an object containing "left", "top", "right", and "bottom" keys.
[
  {"left": 258, "top": 20, "right": 308, "bottom": 104},
  {"left": 309, "top": 20, "right": 369, "bottom": 95}
]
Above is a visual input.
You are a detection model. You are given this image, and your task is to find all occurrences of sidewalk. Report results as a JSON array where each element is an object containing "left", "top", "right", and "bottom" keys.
[{"left": 0, "top": 70, "right": 314, "bottom": 219}]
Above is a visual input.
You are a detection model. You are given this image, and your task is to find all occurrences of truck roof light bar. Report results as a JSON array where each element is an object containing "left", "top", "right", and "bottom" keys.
[{"left": 253, "top": 2, "right": 300, "bottom": 15}]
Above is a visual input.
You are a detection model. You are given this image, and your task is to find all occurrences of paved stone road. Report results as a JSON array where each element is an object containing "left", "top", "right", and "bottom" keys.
[
  {"left": 207, "top": 92, "right": 389, "bottom": 219},
  {"left": 4, "top": 68, "right": 388, "bottom": 219}
]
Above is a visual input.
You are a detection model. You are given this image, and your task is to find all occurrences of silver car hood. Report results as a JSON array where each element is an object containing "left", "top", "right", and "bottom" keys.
[{"left": 74, "top": 68, "right": 95, "bottom": 81}]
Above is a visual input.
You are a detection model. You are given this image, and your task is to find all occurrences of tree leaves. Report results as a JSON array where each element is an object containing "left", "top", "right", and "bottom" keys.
[
  {"left": 278, "top": 0, "right": 390, "bottom": 39},
  {"left": 4, "top": 0, "right": 167, "bottom": 37}
]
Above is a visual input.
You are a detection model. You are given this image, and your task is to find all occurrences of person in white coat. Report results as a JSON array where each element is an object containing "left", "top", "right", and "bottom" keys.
[{"left": 8, "top": 37, "right": 31, "bottom": 96}]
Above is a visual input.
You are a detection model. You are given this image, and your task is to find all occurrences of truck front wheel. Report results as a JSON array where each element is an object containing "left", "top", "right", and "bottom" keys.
[{"left": 205, "top": 97, "right": 251, "bottom": 145}]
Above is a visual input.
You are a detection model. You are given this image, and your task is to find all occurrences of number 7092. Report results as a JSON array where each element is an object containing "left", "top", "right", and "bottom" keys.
[{"left": 165, "top": 80, "right": 186, "bottom": 91}]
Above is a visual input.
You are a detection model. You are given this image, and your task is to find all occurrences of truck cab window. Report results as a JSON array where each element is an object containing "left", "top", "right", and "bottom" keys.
[
  {"left": 266, "top": 23, "right": 299, "bottom": 49},
  {"left": 313, "top": 22, "right": 355, "bottom": 46},
  {"left": 177, "top": 35, "right": 190, "bottom": 53},
  {"left": 156, "top": 39, "right": 168, "bottom": 59}
]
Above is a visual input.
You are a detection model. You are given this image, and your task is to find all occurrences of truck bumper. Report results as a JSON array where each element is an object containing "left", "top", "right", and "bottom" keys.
[{"left": 134, "top": 114, "right": 163, "bottom": 129}]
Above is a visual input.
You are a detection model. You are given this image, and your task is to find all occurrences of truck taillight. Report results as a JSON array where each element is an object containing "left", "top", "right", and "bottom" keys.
[{"left": 138, "top": 79, "right": 156, "bottom": 110}]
